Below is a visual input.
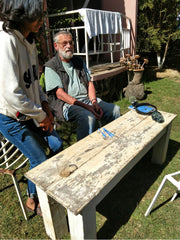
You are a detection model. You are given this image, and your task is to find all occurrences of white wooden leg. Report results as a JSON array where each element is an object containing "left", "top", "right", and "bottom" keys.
[
  {"left": 152, "top": 123, "right": 172, "bottom": 164},
  {"left": 67, "top": 203, "right": 97, "bottom": 240},
  {"left": 145, "top": 176, "right": 168, "bottom": 216},
  {"left": 36, "top": 186, "right": 68, "bottom": 240}
]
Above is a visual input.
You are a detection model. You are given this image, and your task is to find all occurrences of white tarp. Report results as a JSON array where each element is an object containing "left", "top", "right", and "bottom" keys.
[{"left": 79, "top": 8, "right": 122, "bottom": 39}]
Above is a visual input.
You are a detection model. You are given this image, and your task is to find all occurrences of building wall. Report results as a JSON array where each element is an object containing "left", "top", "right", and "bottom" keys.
[
  {"left": 47, "top": 0, "right": 100, "bottom": 12},
  {"left": 101, "top": 0, "right": 138, "bottom": 55}
]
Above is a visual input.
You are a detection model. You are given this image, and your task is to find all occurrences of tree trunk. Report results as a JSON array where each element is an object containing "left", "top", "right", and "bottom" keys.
[
  {"left": 156, "top": 36, "right": 171, "bottom": 69},
  {"left": 157, "top": 52, "right": 161, "bottom": 69}
]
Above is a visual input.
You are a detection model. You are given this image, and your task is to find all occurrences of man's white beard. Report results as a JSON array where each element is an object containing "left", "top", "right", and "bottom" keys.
[{"left": 58, "top": 48, "right": 73, "bottom": 60}]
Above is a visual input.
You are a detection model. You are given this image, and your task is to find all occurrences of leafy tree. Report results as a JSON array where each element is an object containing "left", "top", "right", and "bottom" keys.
[{"left": 137, "top": 0, "right": 180, "bottom": 68}]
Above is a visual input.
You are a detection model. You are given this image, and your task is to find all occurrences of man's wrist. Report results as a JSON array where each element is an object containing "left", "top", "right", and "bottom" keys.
[{"left": 91, "top": 98, "right": 97, "bottom": 104}]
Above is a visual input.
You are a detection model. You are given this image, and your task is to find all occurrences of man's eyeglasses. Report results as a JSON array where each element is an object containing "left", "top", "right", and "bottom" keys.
[{"left": 56, "top": 41, "right": 74, "bottom": 48}]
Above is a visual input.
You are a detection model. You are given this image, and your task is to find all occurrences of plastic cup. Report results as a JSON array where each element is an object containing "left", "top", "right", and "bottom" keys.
[{"left": 56, "top": 159, "right": 70, "bottom": 177}]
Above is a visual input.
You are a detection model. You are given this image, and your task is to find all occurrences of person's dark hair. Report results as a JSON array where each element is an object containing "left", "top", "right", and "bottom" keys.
[{"left": 0, "top": 0, "right": 44, "bottom": 31}]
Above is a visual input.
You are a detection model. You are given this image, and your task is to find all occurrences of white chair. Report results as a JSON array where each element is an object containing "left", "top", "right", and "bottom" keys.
[
  {"left": 145, "top": 170, "right": 180, "bottom": 216},
  {"left": 0, "top": 133, "right": 29, "bottom": 220}
]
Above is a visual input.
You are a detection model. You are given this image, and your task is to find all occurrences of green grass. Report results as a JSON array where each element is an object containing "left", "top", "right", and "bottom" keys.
[{"left": 0, "top": 73, "right": 180, "bottom": 239}]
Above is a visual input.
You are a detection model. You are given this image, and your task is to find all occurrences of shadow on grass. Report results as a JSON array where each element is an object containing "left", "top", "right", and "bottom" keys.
[
  {"left": 56, "top": 121, "right": 77, "bottom": 149},
  {"left": 0, "top": 175, "right": 27, "bottom": 193},
  {"left": 149, "top": 197, "right": 172, "bottom": 215},
  {"left": 148, "top": 193, "right": 180, "bottom": 216},
  {"left": 96, "top": 139, "right": 180, "bottom": 239}
]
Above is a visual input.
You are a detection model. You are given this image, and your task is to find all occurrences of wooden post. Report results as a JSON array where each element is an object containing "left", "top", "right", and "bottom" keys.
[
  {"left": 67, "top": 203, "right": 97, "bottom": 240},
  {"left": 152, "top": 123, "right": 172, "bottom": 164},
  {"left": 37, "top": 186, "right": 68, "bottom": 240}
]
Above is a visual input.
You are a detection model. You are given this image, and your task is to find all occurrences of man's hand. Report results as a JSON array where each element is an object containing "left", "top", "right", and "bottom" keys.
[
  {"left": 74, "top": 101, "right": 103, "bottom": 120},
  {"left": 41, "top": 101, "right": 54, "bottom": 124},
  {"left": 92, "top": 102, "right": 103, "bottom": 120},
  {"left": 39, "top": 116, "right": 53, "bottom": 132}
]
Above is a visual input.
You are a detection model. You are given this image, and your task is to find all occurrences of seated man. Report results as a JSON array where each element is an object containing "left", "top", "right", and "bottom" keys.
[{"left": 44, "top": 30, "right": 120, "bottom": 141}]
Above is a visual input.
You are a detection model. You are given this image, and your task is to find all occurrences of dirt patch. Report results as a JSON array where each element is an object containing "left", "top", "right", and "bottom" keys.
[{"left": 156, "top": 69, "right": 180, "bottom": 78}]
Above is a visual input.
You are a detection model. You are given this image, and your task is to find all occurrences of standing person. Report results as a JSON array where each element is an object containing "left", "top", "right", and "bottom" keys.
[
  {"left": 44, "top": 31, "right": 121, "bottom": 141},
  {"left": 0, "top": 0, "right": 63, "bottom": 216}
]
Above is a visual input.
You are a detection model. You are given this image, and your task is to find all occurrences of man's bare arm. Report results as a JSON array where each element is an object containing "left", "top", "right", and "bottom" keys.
[
  {"left": 56, "top": 87, "right": 103, "bottom": 119},
  {"left": 56, "top": 88, "right": 76, "bottom": 105}
]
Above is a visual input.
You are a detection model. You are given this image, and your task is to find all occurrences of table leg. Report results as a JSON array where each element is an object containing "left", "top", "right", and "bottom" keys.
[
  {"left": 151, "top": 123, "right": 172, "bottom": 164},
  {"left": 67, "top": 203, "right": 97, "bottom": 240},
  {"left": 36, "top": 186, "right": 68, "bottom": 240}
]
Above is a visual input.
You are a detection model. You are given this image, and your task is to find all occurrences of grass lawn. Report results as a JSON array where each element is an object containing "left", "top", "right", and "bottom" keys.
[{"left": 0, "top": 70, "right": 180, "bottom": 239}]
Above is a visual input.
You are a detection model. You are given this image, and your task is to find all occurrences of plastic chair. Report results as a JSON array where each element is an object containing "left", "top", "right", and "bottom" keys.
[
  {"left": 145, "top": 170, "right": 180, "bottom": 216},
  {"left": 0, "top": 133, "right": 29, "bottom": 220}
]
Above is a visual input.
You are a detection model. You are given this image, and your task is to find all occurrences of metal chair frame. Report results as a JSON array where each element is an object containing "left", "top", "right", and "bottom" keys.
[
  {"left": 145, "top": 170, "right": 180, "bottom": 216},
  {"left": 0, "top": 133, "right": 29, "bottom": 220}
]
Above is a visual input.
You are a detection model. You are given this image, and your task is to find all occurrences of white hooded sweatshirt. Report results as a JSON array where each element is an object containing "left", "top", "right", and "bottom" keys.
[{"left": 0, "top": 21, "right": 47, "bottom": 123}]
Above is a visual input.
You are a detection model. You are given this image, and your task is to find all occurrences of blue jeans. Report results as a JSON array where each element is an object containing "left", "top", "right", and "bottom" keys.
[
  {"left": 0, "top": 114, "right": 63, "bottom": 198},
  {"left": 64, "top": 97, "right": 120, "bottom": 141}
]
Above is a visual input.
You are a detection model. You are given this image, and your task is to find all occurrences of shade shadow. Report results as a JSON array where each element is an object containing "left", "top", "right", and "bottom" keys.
[
  {"left": 96, "top": 139, "right": 180, "bottom": 239},
  {"left": 0, "top": 175, "right": 27, "bottom": 193}
]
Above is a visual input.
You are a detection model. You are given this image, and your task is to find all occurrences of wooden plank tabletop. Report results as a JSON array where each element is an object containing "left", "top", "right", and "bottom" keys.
[
  {"left": 90, "top": 62, "right": 126, "bottom": 81},
  {"left": 25, "top": 110, "right": 176, "bottom": 215}
]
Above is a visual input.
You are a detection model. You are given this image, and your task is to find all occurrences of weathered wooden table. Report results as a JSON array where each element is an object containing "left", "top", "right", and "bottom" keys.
[
  {"left": 90, "top": 62, "right": 126, "bottom": 81},
  {"left": 25, "top": 110, "right": 176, "bottom": 240},
  {"left": 90, "top": 63, "right": 127, "bottom": 100}
]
